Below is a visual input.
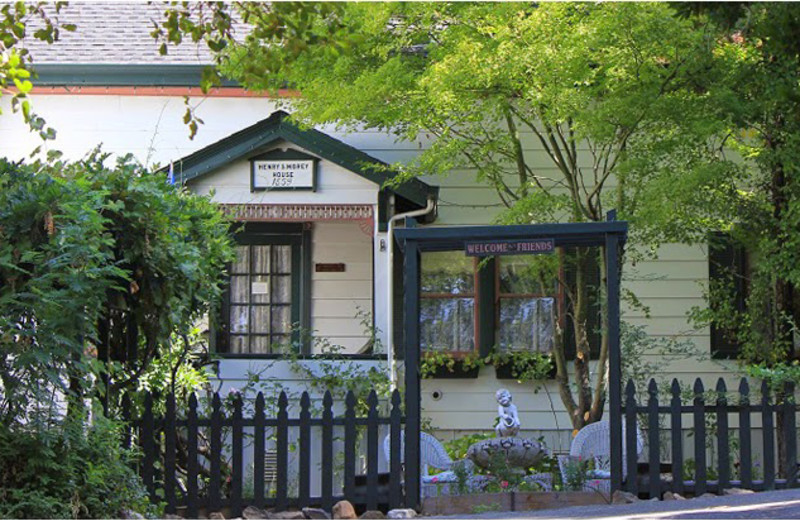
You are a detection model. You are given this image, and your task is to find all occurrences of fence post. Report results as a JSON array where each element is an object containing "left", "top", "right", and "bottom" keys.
[
  {"left": 716, "top": 379, "right": 730, "bottom": 492},
  {"left": 606, "top": 231, "right": 624, "bottom": 494},
  {"left": 254, "top": 392, "right": 266, "bottom": 509},
  {"left": 299, "top": 392, "right": 311, "bottom": 507},
  {"left": 647, "top": 379, "right": 660, "bottom": 499},
  {"left": 670, "top": 379, "right": 683, "bottom": 496},
  {"left": 186, "top": 393, "right": 199, "bottom": 518},
  {"left": 693, "top": 379, "right": 707, "bottom": 496},
  {"left": 344, "top": 391, "right": 356, "bottom": 501},
  {"left": 403, "top": 240, "right": 422, "bottom": 510},
  {"left": 763, "top": 381, "right": 775, "bottom": 490},
  {"left": 231, "top": 395, "right": 244, "bottom": 517},
  {"left": 209, "top": 393, "right": 223, "bottom": 513},
  {"left": 625, "top": 380, "right": 639, "bottom": 495},
  {"left": 141, "top": 392, "right": 156, "bottom": 502},
  {"left": 276, "top": 391, "right": 289, "bottom": 511},
  {"left": 367, "top": 390, "right": 379, "bottom": 511},
  {"left": 783, "top": 382, "right": 797, "bottom": 487},
  {"left": 164, "top": 393, "right": 177, "bottom": 514},
  {"left": 321, "top": 391, "right": 334, "bottom": 512},
  {"left": 738, "top": 379, "right": 752, "bottom": 489},
  {"left": 389, "top": 390, "right": 403, "bottom": 509}
]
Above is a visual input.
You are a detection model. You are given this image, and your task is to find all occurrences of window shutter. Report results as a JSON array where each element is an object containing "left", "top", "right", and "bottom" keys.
[{"left": 709, "top": 232, "right": 747, "bottom": 359}]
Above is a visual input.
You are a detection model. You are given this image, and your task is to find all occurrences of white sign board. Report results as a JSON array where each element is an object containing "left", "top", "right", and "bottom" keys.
[{"left": 252, "top": 159, "right": 315, "bottom": 190}]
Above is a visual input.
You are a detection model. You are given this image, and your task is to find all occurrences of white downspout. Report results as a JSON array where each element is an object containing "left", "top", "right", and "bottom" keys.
[{"left": 387, "top": 196, "right": 436, "bottom": 389}]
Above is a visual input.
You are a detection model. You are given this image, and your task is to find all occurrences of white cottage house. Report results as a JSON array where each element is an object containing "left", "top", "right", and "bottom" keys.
[{"left": 1, "top": 2, "right": 738, "bottom": 451}]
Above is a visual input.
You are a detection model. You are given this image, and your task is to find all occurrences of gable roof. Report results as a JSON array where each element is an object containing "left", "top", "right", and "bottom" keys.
[{"left": 172, "top": 111, "right": 437, "bottom": 208}]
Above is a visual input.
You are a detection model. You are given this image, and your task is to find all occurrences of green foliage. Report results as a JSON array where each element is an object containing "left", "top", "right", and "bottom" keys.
[
  {"left": 482, "top": 450, "right": 526, "bottom": 491},
  {"left": 1, "top": 2, "right": 72, "bottom": 137},
  {"left": 620, "top": 321, "right": 701, "bottom": 395},
  {"left": 746, "top": 362, "right": 800, "bottom": 392},
  {"left": 0, "top": 151, "right": 234, "bottom": 425},
  {"left": 560, "top": 456, "right": 589, "bottom": 492},
  {"left": 442, "top": 432, "right": 494, "bottom": 461},
  {"left": 0, "top": 414, "right": 156, "bottom": 519},
  {"left": 420, "top": 350, "right": 483, "bottom": 379},
  {"left": 632, "top": 4, "right": 800, "bottom": 369},
  {"left": 487, "top": 350, "right": 553, "bottom": 384}
]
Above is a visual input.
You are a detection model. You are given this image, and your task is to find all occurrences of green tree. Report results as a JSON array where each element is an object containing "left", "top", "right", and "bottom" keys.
[
  {"left": 623, "top": 2, "right": 800, "bottom": 476},
  {"left": 634, "top": 3, "right": 800, "bottom": 367},
  {"left": 155, "top": 2, "right": 708, "bottom": 428},
  {"left": 0, "top": 152, "right": 233, "bottom": 425}
]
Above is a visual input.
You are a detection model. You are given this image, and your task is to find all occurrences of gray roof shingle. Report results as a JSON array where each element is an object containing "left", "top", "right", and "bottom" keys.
[{"left": 20, "top": 1, "right": 244, "bottom": 65}]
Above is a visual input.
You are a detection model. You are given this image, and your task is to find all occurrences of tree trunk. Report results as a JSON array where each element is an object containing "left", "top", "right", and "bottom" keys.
[
  {"left": 572, "top": 247, "right": 593, "bottom": 429},
  {"left": 589, "top": 245, "right": 609, "bottom": 423}
]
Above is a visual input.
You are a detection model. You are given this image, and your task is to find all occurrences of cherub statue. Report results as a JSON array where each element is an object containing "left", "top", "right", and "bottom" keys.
[{"left": 495, "top": 388, "right": 520, "bottom": 437}]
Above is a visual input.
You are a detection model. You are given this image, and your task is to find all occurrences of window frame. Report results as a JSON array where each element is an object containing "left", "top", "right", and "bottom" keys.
[
  {"left": 215, "top": 222, "right": 311, "bottom": 357},
  {"left": 419, "top": 253, "right": 480, "bottom": 357},
  {"left": 493, "top": 255, "right": 562, "bottom": 354}
]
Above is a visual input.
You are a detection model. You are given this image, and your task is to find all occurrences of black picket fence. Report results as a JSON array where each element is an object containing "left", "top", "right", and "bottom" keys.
[
  {"left": 622, "top": 377, "right": 800, "bottom": 499},
  {"left": 122, "top": 389, "right": 405, "bottom": 517}
]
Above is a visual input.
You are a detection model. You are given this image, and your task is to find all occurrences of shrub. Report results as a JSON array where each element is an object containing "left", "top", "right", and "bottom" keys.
[{"left": 0, "top": 414, "right": 156, "bottom": 519}]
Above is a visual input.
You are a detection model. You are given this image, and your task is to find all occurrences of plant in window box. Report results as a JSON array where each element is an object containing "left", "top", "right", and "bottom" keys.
[
  {"left": 421, "top": 351, "right": 484, "bottom": 379},
  {"left": 488, "top": 349, "right": 555, "bottom": 381}
]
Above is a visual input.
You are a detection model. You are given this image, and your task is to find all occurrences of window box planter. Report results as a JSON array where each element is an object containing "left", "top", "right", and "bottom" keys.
[
  {"left": 421, "top": 491, "right": 608, "bottom": 516},
  {"left": 494, "top": 358, "right": 557, "bottom": 380},
  {"left": 421, "top": 352, "right": 483, "bottom": 379},
  {"left": 425, "top": 360, "right": 481, "bottom": 379}
]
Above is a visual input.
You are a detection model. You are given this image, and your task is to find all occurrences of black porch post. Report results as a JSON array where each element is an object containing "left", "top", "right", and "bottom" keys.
[
  {"left": 607, "top": 231, "right": 623, "bottom": 492},
  {"left": 403, "top": 240, "right": 422, "bottom": 510}
]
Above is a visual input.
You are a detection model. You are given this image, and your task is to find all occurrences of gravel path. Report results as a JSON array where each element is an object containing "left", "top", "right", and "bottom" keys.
[{"left": 426, "top": 489, "right": 800, "bottom": 519}]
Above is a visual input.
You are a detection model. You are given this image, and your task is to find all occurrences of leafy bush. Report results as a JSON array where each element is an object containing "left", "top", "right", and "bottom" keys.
[
  {"left": 0, "top": 152, "right": 233, "bottom": 424},
  {"left": 0, "top": 414, "right": 156, "bottom": 519},
  {"left": 561, "top": 456, "right": 589, "bottom": 491}
]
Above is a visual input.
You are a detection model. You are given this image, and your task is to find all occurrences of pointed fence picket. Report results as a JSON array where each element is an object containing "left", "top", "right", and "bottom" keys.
[
  {"left": 128, "top": 389, "right": 405, "bottom": 515},
  {"left": 621, "top": 377, "right": 800, "bottom": 499}
]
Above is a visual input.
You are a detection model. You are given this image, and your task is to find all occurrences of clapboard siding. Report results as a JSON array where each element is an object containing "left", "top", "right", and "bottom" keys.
[{"left": 311, "top": 223, "right": 373, "bottom": 354}]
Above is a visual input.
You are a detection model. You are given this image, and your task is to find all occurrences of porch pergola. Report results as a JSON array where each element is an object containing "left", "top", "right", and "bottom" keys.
[{"left": 395, "top": 214, "right": 628, "bottom": 509}]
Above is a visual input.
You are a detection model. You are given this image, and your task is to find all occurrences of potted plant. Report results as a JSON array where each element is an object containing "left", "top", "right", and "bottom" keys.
[
  {"left": 421, "top": 351, "right": 484, "bottom": 379},
  {"left": 488, "top": 349, "right": 555, "bottom": 381}
]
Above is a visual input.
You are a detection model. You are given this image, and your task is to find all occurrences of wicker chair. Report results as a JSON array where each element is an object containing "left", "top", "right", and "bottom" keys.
[
  {"left": 383, "top": 431, "right": 462, "bottom": 482},
  {"left": 383, "top": 432, "right": 479, "bottom": 497},
  {"left": 558, "top": 420, "right": 644, "bottom": 494}
]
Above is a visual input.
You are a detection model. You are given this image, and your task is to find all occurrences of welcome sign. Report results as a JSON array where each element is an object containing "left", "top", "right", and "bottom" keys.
[{"left": 465, "top": 238, "right": 555, "bottom": 257}]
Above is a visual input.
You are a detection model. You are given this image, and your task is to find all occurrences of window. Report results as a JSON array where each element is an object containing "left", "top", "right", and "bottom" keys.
[
  {"left": 709, "top": 232, "right": 747, "bottom": 359},
  {"left": 217, "top": 223, "right": 310, "bottom": 355},
  {"left": 418, "top": 249, "right": 595, "bottom": 358},
  {"left": 420, "top": 251, "right": 476, "bottom": 353},
  {"left": 496, "top": 256, "right": 557, "bottom": 353}
]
